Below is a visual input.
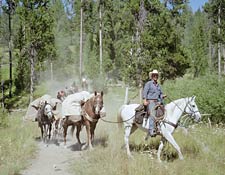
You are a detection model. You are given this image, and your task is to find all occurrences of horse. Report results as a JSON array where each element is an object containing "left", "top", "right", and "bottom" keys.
[
  {"left": 62, "top": 91, "right": 104, "bottom": 150},
  {"left": 35, "top": 101, "right": 54, "bottom": 143},
  {"left": 57, "top": 90, "right": 66, "bottom": 101},
  {"left": 117, "top": 96, "right": 201, "bottom": 161}
]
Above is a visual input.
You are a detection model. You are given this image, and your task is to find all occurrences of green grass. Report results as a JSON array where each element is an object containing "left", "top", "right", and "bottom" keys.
[{"left": 0, "top": 112, "right": 39, "bottom": 175}]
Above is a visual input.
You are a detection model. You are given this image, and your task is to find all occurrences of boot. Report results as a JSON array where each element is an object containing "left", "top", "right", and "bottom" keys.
[
  {"left": 149, "top": 129, "right": 156, "bottom": 137},
  {"left": 145, "top": 129, "right": 156, "bottom": 141}
]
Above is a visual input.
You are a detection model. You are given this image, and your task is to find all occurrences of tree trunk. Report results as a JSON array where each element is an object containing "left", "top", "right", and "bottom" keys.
[
  {"left": 99, "top": 3, "right": 103, "bottom": 75},
  {"left": 8, "top": 10, "right": 12, "bottom": 98},
  {"left": 218, "top": 4, "right": 221, "bottom": 80},
  {"left": 30, "top": 46, "right": 35, "bottom": 103},
  {"left": 208, "top": 41, "right": 212, "bottom": 71},
  {"left": 79, "top": 0, "right": 83, "bottom": 79},
  {"left": 223, "top": 45, "right": 225, "bottom": 74}
]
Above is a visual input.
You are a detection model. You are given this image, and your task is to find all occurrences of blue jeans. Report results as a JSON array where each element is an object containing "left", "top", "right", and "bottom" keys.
[{"left": 147, "top": 101, "right": 157, "bottom": 131}]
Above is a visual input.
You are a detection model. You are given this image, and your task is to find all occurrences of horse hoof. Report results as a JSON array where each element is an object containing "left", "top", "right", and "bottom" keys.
[
  {"left": 81, "top": 144, "right": 87, "bottom": 150},
  {"left": 64, "top": 145, "right": 67, "bottom": 149},
  {"left": 88, "top": 147, "right": 94, "bottom": 151},
  {"left": 128, "top": 154, "right": 134, "bottom": 160}
]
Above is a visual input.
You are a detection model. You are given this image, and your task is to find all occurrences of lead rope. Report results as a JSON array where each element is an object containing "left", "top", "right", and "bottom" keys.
[{"left": 100, "top": 114, "right": 135, "bottom": 124}]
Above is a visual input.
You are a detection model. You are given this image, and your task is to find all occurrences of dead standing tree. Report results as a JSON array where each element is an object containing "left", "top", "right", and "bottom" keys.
[{"left": 29, "top": 44, "right": 37, "bottom": 103}]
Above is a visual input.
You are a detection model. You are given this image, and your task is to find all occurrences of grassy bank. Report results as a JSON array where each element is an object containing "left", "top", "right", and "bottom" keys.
[
  {"left": 0, "top": 112, "right": 39, "bottom": 175},
  {"left": 70, "top": 85, "right": 225, "bottom": 175}
]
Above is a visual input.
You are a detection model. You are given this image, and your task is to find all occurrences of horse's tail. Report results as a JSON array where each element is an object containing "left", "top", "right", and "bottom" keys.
[{"left": 117, "top": 105, "right": 125, "bottom": 129}]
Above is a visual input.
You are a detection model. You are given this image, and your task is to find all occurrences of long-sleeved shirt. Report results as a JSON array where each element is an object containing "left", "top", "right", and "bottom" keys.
[{"left": 142, "top": 80, "right": 163, "bottom": 100}]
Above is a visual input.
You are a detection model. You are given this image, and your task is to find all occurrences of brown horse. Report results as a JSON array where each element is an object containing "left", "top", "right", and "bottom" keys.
[{"left": 62, "top": 91, "right": 104, "bottom": 150}]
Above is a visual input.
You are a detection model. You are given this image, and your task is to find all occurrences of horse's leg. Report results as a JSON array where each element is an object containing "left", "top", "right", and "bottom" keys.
[
  {"left": 124, "top": 126, "right": 132, "bottom": 157},
  {"left": 90, "top": 122, "right": 97, "bottom": 143},
  {"left": 76, "top": 124, "right": 82, "bottom": 145},
  {"left": 55, "top": 119, "right": 59, "bottom": 142},
  {"left": 82, "top": 121, "right": 92, "bottom": 150},
  {"left": 52, "top": 120, "right": 56, "bottom": 140},
  {"left": 39, "top": 122, "right": 44, "bottom": 141},
  {"left": 49, "top": 123, "right": 52, "bottom": 140},
  {"left": 157, "top": 137, "right": 166, "bottom": 162},
  {"left": 130, "top": 124, "right": 138, "bottom": 135},
  {"left": 63, "top": 124, "right": 68, "bottom": 147},
  {"left": 43, "top": 124, "right": 47, "bottom": 143},
  {"left": 163, "top": 132, "right": 184, "bottom": 160}
]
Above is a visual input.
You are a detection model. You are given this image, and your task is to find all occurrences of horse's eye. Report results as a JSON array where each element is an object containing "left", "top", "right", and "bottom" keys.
[{"left": 192, "top": 105, "right": 195, "bottom": 108}]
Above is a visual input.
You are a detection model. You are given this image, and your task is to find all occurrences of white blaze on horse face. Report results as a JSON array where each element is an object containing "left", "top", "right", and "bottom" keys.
[
  {"left": 94, "top": 96, "right": 103, "bottom": 115},
  {"left": 44, "top": 104, "right": 53, "bottom": 119}
]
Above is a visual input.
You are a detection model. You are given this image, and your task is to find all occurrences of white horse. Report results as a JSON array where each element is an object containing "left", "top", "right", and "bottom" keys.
[{"left": 117, "top": 96, "right": 201, "bottom": 161}]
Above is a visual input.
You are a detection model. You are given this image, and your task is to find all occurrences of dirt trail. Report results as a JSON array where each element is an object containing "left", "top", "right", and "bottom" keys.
[{"left": 21, "top": 135, "right": 83, "bottom": 175}]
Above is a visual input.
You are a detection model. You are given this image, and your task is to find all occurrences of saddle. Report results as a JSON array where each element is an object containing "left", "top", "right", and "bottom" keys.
[
  {"left": 155, "top": 104, "right": 165, "bottom": 118},
  {"left": 154, "top": 104, "right": 165, "bottom": 135},
  {"left": 134, "top": 104, "right": 147, "bottom": 124}
]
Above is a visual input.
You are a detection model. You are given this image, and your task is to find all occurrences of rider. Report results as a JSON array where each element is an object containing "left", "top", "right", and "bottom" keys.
[{"left": 142, "top": 69, "right": 165, "bottom": 137}]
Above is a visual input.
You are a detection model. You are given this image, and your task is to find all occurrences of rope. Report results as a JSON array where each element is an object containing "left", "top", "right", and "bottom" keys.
[{"left": 100, "top": 114, "right": 135, "bottom": 124}]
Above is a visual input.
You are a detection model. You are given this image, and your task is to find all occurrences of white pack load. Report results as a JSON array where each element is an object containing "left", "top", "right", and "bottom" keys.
[{"left": 62, "top": 91, "right": 91, "bottom": 117}]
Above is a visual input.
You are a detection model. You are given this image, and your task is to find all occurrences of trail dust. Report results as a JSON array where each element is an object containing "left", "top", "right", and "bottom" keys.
[{"left": 20, "top": 132, "right": 85, "bottom": 175}]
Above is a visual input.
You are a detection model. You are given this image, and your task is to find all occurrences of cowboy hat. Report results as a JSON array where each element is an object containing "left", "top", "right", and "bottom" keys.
[{"left": 149, "top": 69, "right": 159, "bottom": 77}]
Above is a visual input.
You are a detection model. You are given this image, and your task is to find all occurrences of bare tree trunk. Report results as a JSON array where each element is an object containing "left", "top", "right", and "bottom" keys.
[
  {"left": 223, "top": 45, "right": 225, "bottom": 74},
  {"left": 51, "top": 62, "right": 53, "bottom": 81},
  {"left": 30, "top": 46, "right": 36, "bottom": 103},
  {"left": 79, "top": 0, "right": 83, "bottom": 79},
  {"left": 8, "top": 9, "right": 12, "bottom": 98},
  {"left": 136, "top": 0, "right": 147, "bottom": 86},
  {"left": 99, "top": 3, "right": 103, "bottom": 75},
  {"left": 218, "top": 4, "right": 221, "bottom": 80},
  {"left": 0, "top": 55, "right": 4, "bottom": 111},
  {"left": 208, "top": 41, "right": 212, "bottom": 71}
]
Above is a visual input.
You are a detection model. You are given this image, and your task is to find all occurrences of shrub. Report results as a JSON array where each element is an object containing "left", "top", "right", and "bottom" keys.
[{"left": 163, "top": 74, "right": 225, "bottom": 123}]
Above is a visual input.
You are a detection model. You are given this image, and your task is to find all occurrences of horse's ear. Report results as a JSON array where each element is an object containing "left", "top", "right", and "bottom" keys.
[
  {"left": 31, "top": 105, "right": 39, "bottom": 111},
  {"left": 101, "top": 91, "right": 103, "bottom": 96},
  {"left": 94, "top": 91, "right": 97, "bottom": 96},
  {"left": 53, "top": 103, "right": 57, "bottom": 110},
  {"left": 191, "top": 96, "right": 196, "bottom": 101},
  {"left": 45, "top": 101, "right": 47, "bottom": 104}
]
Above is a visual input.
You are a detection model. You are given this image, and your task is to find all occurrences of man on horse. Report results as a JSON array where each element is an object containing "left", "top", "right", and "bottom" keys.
[{"left": 143, "top": 69, "right": 166, "bottom": 137}]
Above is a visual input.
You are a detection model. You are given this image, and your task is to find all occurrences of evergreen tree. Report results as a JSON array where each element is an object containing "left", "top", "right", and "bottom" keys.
[{"left": 14, "top": 0, "right": 56, "bottom": 94}]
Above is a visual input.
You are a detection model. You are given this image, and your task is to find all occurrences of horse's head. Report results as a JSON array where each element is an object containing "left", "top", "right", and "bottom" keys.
[
  {"left": 185, "top": 96, "right": 201, "bottom": 122},
  {"left": 57, "top": 90, "right": 66, "bottom": 101},
  {"left": 92, "top": 91, "right": 104, "bottom": 115},
  {"left": 43, "top": 101, "right": 53, "bottom": 120}
]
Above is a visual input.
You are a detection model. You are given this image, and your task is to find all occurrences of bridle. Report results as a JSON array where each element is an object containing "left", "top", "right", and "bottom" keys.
[
  {"left": 183, "top": 98, "right": 200, "bottom": 120},
  {"left": 83, "top": 96, "right": 104, "bottom": 122},
  {"left": 162, "top": 97, "right": 200, "bottom": 128},
  {"left": 43, "top": 103, "right": 53, "bottom": 119},
  {"left": 168, "top": 96, "right": 199, "bottom": 120}
]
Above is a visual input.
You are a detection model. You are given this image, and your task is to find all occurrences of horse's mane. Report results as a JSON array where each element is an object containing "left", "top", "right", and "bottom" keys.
[
  {"left": 166, "top": 97, "right": 189, "bottom": 106},
  {"left": 165, "top": 97, "right": 190, "bottom": 111}
]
